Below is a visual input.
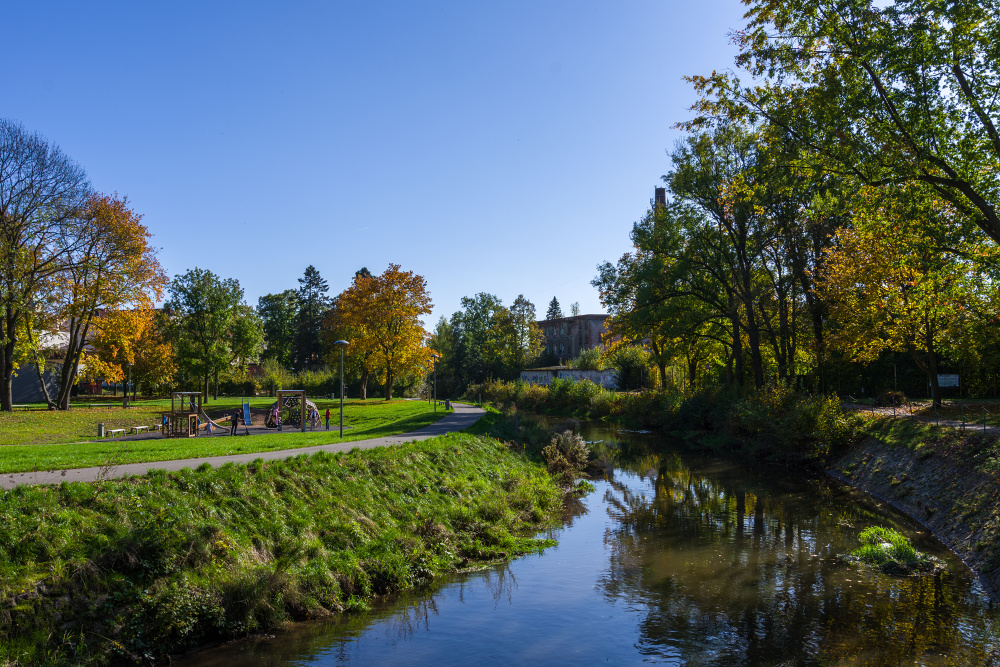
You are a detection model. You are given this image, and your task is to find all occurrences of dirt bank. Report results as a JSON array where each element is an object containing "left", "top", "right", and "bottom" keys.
[{"left": 829, "top": 431, "right": 1000, "bottom": 599}]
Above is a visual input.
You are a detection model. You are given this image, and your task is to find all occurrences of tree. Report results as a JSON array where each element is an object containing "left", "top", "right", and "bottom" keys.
[
  {"left": 570, "top": 301, "right": 581, "bottom": 317},
  {"left": 165, "top": 268, "right": 259, "bottom": 401},
  {"left": 329, "top": 264, "right": 432, "bottom": 400},
  {"left": 323, "top": 280, "right": 378, "bottom": 399},
  {"left": 257, "top": 290, "right": 298, "bottom": 367},
  {"left": 0, "top": 119, "right": 89, "bottom": 411},
  {"left": 814, "top": 185, "right": 989, "bottom": 406},
  {"left": 229, "top": 305, "right": 265, "bottom": 371},
  {"left": 510, "top": 295, "right": 544, "bottom": 369},
  {"left": 546, "top": 297, "right": 563, "bottom": 320},
  {"left": 85, "top": 308, "right": 175, "bottom": 397},
  {"left": 687, "top": 0, "right": 1000, "bottom": 245},
  {"left": 47, "top": 194, "right": 166, "bottom": 409},
  {"left": 294, "top": 265, "right": 331, "bottom": 370}
]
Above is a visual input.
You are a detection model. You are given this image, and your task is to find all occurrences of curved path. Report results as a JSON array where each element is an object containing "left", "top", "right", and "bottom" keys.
[{"left": 1, "top": 403, "right": 486, "bottom": 490}]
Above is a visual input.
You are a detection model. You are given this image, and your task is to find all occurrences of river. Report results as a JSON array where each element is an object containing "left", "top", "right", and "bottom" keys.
[{"left": 180, "top": 422, "right": 1000, "bottom": 666}]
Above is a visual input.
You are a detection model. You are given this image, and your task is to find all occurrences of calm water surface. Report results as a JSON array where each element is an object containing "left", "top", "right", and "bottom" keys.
[{"left": 181, "top": 425, "right": 1000, "bottom": 666}]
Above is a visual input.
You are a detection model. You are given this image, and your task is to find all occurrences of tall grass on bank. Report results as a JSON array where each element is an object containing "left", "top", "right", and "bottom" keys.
[
  {"left": 0, "top": 433, "right": 561, "bottom": 665},
  {"left": 467, "top": 379, "right": 862, "bottom": 465}
]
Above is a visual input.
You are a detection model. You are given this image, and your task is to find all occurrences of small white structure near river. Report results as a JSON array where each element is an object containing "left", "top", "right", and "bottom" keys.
[{"left": 519, "top": 366, "right": 617, "bottom": 389}]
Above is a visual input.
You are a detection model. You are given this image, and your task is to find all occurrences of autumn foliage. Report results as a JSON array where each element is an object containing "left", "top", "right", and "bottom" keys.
[{"left": 325, "top": 264, "right": 433, "bottom": 400}]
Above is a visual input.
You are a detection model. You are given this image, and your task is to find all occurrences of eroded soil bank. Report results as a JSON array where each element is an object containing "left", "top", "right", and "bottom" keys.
[{"left": 829, "top": 429, "right": 1000, "bottom": 599}]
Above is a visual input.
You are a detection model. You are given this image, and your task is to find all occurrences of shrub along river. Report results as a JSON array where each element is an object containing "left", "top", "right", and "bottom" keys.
[{"left": 181, "top": 422, "right": 1000, "bottom": 666}]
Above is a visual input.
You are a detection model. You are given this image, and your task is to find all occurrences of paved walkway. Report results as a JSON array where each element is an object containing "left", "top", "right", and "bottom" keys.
[
  {"left": 1, "top": 403, "right": 485, "bottom": 490},
  {"left": 844, "top": 403, "right": 1000, "bottom": 435}
]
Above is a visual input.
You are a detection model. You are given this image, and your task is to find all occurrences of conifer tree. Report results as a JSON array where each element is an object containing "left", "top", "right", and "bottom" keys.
[
  {"left": 546, "top": 297, "right": 563, "bottom": 320},
  {"left": 295, "top": 265, "right": 331, "bottom": 370}
]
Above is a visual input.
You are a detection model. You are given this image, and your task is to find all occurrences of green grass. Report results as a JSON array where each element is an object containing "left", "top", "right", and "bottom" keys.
[
  {"left": 0, "top": 399, "right": 451, "bottom": 473},
  {"left": 0, "top": 432, "right": 563, "bottom": 665},
  {"left": 851, "top": 526, "right": 919, "bottom": 566}
]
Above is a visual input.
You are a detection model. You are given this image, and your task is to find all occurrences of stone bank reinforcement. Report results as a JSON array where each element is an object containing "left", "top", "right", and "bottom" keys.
[{"left": 829, "top": 427, "right": 1000, "bottom": 599}]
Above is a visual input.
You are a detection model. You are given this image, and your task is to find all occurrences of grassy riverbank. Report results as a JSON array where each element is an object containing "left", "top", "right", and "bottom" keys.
[
  {"left": 0, "top": 400, "right": 448, "bottom": 473},
  {"left": 0, "top": 432, "right": 562, "bottom": 665}
]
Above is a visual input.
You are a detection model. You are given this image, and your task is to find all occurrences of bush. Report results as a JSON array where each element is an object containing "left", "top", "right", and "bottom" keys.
[
  {"left": 608, "top": 345, "right": 652, "bottom": 391},
  {"left": 723, "top": 382, "right": 860, "bottom": 464},
  {"left": 570, "top": 346, "right": 605, "bottom": 371},
  {"left": 875, "top": 389, "right": 908, "bottom": 407},
  {"left": 541, "top": 430, "right": 590, "bottom": 483}
]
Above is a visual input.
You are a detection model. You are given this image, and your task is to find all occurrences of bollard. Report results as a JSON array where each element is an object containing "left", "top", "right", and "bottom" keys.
[
  {"left": 962, "top": 404, "right": 966, "bottom": 432},
  {"left": 984, "top": 407, "right": 987, "bottom": 433},
  {"left": 892, "top": 397, "right": 896, "bottom": 419},
  {"left": 97, "top": 422, "right": 105, "bottom": 438}
]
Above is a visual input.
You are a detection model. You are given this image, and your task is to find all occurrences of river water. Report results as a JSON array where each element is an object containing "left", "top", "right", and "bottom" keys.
[{"left": 181, "top": 423, "right": 1000, "bottom": 666}]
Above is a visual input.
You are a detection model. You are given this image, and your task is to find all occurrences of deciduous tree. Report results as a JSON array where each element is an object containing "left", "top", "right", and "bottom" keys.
[
  {"left": 85, "top": 308, "right": 175, "bottom": 397},
  {"left": 687, "top": 0, "right": 1000, "bottom": 244},
  {"left": 329, "top": 264, "right": 432, "bottom": 400},
  {"left": 0, "top": 119, "right": 89, "bottom": 411},
  {"left": 165, "top": 268, "right": 261, "bottom": 401},
  {"left": 257, "top": 290, "right": 298, "bottom": 368},
  {"left": 48, "top": 194, "right": 167, "bottom": 408},
  {"left": 815, "top": 186, "right": 989, "bottom": 406}
]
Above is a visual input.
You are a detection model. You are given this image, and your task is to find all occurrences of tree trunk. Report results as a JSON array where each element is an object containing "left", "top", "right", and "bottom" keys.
[
  {"left": 203, "top": 373, "right": 209, "bottom": 403},
  {"left": 33, "top": 361, "right": 55, "bottom": 409},
  {"left": 743, "top": 301, "right": 765, "bottom": 390},
  {"left": 730, "top": 308, "right": 744, "bottom": 387},
  {"left": 57, "top": 317, "right": 93, "bottom": 410},
  {"left": 25, "top": 327, "right": 55, "bottom": 409},
  {"left": 213, "top": 369, "right": 219, "bottom": 400},
  {"left": 1, "top": 307, "right": 17, "bottom": 411},
  {"left": 384, "top": 367, "right": 394, "bottom": 400},
  {"left": 359, "top": 367, "right": 369, "bottom": 400}
]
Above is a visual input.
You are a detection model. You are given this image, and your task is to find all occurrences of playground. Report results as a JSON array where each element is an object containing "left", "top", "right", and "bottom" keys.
[{"left": 0, "top": 397, "right": 451, "bottom": 473}]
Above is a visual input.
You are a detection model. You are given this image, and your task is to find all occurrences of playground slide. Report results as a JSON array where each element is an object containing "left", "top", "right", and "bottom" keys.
[{"left": 198, "top": 410, "right": 227, "bottom": 430}]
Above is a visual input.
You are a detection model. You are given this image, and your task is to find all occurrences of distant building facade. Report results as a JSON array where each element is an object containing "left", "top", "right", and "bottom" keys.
[
  {"left": 520, "top": 367, "right": 617, "bottom": 389},
  {"left": 538, "top": 314, "right": 609, "bottom": 362}
]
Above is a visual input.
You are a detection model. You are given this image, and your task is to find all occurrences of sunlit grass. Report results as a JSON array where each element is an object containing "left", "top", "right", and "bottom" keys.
[{"left": 0, "top": 398, "right": 451, "bottom": 473}]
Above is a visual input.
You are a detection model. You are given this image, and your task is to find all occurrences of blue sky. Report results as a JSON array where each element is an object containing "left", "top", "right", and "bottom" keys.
[{"left": 5, "top": 1, "right": 746, "bottom": 328}]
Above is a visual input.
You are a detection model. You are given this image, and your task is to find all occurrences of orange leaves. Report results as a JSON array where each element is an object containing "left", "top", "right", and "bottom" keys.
[
  {"left": 85, "top": 309, "right": 174, "bottom": 386},
  {"left": 326, "top": 264, "right": 433, "bottom": 399}
]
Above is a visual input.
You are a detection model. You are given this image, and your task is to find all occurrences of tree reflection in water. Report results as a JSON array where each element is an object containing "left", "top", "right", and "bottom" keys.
[{"left": 597, "top": 438, "right": 1000, "bottom": 666}]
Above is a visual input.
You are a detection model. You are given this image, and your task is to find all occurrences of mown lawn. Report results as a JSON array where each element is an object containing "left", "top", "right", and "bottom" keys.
[{"left": 0, "top": 398, "right": 451, "bottom": 473}]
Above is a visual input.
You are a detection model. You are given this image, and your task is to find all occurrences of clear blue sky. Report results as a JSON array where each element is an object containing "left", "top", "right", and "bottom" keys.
[{"left": 5, "top": 1, "right": 746, "bottom": 329}]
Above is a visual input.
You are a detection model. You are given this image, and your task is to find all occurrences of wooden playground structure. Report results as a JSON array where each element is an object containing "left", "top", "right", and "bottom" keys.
[
  {"left": 158, "top": 389, "right": 314, "bottom": 438},
  {"left": 163, "top": 391, "right": 203, "bottom": 438},
  {"left": 275, "top": 389, "right": 307, "bottom": 432}
]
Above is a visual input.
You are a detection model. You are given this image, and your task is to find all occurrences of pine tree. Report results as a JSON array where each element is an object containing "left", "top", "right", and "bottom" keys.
[
  {"left": 295, "top": 265, "right": 331, "bottom": 370},
  {"left": 546, "top": 297, "right": 563, "bottom": 320}
]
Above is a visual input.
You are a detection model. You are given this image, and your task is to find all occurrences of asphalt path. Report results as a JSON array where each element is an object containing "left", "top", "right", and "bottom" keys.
[{"left": 1, "top": 403, "right": 485, "bottom": 490}]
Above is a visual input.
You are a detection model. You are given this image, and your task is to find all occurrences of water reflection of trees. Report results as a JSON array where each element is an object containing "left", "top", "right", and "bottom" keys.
[
  {"left": 183, "top": 566, "right": 521, "bottom": 666},
  {"left": 598, "top": 451, "right": 1000, "bottom": 666}
]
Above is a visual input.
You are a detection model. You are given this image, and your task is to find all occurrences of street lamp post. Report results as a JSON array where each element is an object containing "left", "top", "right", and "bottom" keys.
[
  {"left": 431, "top": 353, "right": 440, "bottom": 412},
  {"left": 124, "top": 363, "right": 133, "bottom": 408},
  {"left": 334, "top": 340, "right": 349, "bottom": 437}
]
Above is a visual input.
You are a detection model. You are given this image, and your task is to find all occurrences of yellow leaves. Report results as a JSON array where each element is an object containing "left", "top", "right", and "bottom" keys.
[
  {"left": 815, "top": 184, "right": 982, "bottom": 361},
  {"left": 325, "top": 264, "right": 433, "bottom": 397},
  {"left": 85, "top": 309, "right": 174, "bottom": 386}
]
